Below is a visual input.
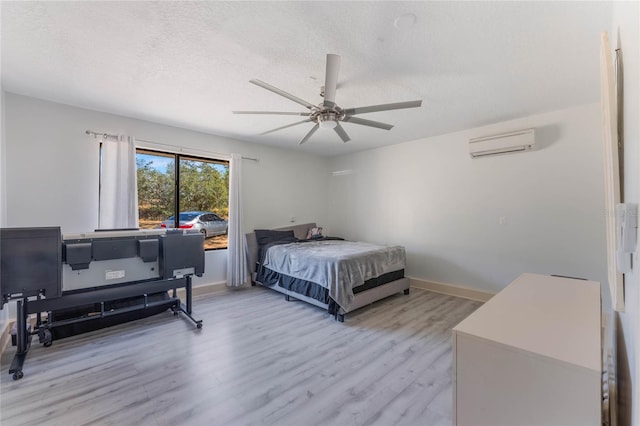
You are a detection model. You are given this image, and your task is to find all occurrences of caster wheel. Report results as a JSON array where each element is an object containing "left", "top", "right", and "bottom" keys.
[
  {"left": 40, "top": 328, "right": 53, "bottom": 347},
  {"left": 196, "top": 322, "right": 203, "bottom": 329},
  {"left": 12, "top": 371, "right": 23, "bottom": 380}
]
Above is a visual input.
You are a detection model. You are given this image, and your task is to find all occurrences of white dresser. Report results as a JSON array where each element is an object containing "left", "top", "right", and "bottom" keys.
[{"left": 452, "top": 273, "right": 601, "bottom": 426}]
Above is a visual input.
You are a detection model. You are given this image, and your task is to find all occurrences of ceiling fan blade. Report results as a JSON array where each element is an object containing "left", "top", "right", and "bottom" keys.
[
  {"left": 233, "top": 111, "right": 311, "bottom": 116},
  {"left": 299, "top": 124, "right": 320, "bottom": 145},
  {"left": 260, "top": 119, "right": 312, "bottom": 135},
  {"left": 249, "top": 79, "right": 316, "bottom": 110},
  {"left": 323, "top": 54, "right": 341, "bottom": 108},
  {"left": 333, "top": 122, "right": 351, "bottom": 143},
  {"left": 342, "top": 116, "right": 394, "bottom": 130},
  {"left": 343, "top": 100, "right": 423, "bottom": 115}
]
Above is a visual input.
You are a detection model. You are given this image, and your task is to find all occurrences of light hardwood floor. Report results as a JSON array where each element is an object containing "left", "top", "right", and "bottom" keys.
[{"left": 1, "top": 287, "right": 481, "bottom": 426}]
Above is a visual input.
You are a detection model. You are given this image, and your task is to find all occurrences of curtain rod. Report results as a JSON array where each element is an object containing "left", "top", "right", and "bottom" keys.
[
  {"left": 85, "top": 129, "right": 259, "bottom": 162},
  {"left": 86, "top": 130, "right": 119, "bottom": 140}
]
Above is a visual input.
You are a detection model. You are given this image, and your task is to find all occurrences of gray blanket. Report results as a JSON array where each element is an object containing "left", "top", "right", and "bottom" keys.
[{"left": 262, "top": 240, "right": 405, "bottom": 310}]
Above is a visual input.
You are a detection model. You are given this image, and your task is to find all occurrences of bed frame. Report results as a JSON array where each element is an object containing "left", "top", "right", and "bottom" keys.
[{"left": 245, "top": 223, "right": 410, "bottom": 321}]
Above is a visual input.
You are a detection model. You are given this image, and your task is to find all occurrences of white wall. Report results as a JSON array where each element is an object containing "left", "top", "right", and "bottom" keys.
[
  {"left": 327, "top": 103, "right": 607, "bottom": 293},
  {"left": 1, "top": 91, "right": 6, "bottom": 228},
  {"left": 1, "top": 83, "right": 9, "bottom": 331},
  {"left": 611, "top": 1, "right": 640, "bottom": 424},
  {"left": 3, "top": 92, "right": 330, "bottom": 286}
]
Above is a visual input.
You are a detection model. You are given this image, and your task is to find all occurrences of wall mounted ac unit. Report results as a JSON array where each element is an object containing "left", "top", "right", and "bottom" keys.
[{"left": 469, "top": 128, "right": 536, "bottom": 158}]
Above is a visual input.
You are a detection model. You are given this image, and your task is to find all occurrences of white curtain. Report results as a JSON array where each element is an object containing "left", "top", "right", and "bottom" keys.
[
  {"left": 98, "top": 135, "right": 139, "bottom": 229},
  {"left": 226, "top": 153, "right": 248, "bottom": 287}
]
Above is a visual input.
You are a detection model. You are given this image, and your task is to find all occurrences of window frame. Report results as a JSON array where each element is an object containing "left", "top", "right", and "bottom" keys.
[{"left": 136, "top": 148, "right": 230, "bottom": 251}]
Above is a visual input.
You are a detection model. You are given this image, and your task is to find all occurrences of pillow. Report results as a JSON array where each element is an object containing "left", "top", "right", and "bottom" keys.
[
  {"left": 306, "top": 226, "right": 323, "bottom": 239},
  {"left": 254, "top": 229, "right": 296, "bottom": 247}
]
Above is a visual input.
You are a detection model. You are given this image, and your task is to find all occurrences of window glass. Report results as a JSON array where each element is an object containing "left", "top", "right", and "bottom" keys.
[
  {"left": 136, "top": 150, "right": 175, "bottom": 230},
  {"left": 179, "top": 212, "right": 200, "bottom": 222},
  {"left": 178, "top": 156, "right": 229, "bottom": 250},
  {"left": 136, "top": 149, "right": 229, "bottom": 250}
]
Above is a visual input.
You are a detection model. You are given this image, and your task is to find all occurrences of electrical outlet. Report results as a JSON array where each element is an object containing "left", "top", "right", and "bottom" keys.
[{"left": 499, "top": 216, "right": 507, "bottom": 225}]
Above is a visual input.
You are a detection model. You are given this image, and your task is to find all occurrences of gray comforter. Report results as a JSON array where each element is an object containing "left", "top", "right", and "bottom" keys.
[{"left": 262, "top": 240, "right": 405, "bottom": 310}]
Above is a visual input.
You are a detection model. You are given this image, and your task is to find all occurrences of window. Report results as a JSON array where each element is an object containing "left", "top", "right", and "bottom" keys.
[{"left": 136, "top": 149, "right": 229, "bottom": 250}]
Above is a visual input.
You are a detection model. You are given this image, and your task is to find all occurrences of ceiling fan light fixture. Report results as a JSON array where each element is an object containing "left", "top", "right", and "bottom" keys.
[
  {"left": 317, "top": 111, "right": 339, "bottom": 129},
  {"left": 319, "top": 119, "right": 338, "bottom": 129}
]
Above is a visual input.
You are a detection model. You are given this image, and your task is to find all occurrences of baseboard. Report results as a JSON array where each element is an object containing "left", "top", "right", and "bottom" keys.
[{"left": 408, "top": 276, "right": 495, "bottom": 302}]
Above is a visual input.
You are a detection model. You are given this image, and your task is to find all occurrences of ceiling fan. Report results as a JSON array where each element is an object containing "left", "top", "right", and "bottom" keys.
[{"left": 233, "top": 54, "right": 423, "bottom": 145}]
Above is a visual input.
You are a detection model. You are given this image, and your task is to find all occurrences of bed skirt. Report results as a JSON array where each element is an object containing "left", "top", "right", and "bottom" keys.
[{"left": 255, "top": 264, "right": 407, "bottom": 315}]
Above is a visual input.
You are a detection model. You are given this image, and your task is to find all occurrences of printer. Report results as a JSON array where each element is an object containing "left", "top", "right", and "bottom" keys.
[{"left": 1, "top": 226, "right": 205, "bottom": 380}]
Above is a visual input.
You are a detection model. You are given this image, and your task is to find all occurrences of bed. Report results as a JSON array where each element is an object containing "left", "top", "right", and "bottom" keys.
[{"left": 245, "top": 223, "right": 410, "bottom": 321}]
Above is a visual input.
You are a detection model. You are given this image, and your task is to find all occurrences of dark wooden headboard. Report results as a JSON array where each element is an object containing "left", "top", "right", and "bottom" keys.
[{"left": 245, "top": 222, "right": 316, "bottom": 277}]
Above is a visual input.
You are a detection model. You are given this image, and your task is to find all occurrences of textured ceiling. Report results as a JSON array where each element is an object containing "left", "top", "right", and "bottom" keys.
[{"left": 1, "top": 1, "right": 612, "bottom": 157}]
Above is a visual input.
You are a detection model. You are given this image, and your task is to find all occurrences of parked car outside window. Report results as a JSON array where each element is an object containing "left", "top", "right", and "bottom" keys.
[{"left": 160, "top": 211, "right": 228, "bottom": 237}]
